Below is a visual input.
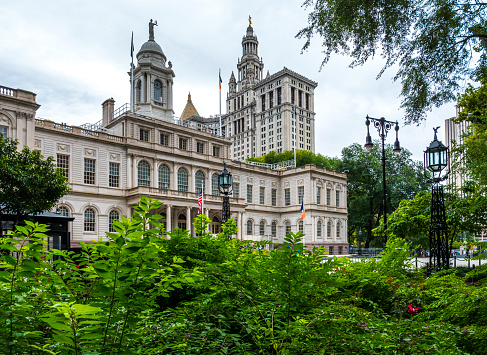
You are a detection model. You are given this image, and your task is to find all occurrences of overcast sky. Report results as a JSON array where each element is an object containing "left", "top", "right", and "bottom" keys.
[{"left": 1, "top": 0, "right": 457, "bottom": 162}]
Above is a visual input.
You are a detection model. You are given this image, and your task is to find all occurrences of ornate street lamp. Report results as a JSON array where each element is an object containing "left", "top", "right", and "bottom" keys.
[
  {"left": 424, "top": 127, "right": 450, "bottom": 274},
  {"left": 364, "top": 115, "right": 401, "bottom": 248},
  {"left": 358, "top": 228, "right": 363, "bottom": 256},
  {"left": 219, "top": 162, "right": 233, "bottom": 225}
]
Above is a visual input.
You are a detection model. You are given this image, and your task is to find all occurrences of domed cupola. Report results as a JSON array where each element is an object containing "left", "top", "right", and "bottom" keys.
[
  {"left": 130, "top": 20, "right": 175, "bottom": 121},
  {"left": 137, "top": 19, "right": 167, "bottom": 66}
]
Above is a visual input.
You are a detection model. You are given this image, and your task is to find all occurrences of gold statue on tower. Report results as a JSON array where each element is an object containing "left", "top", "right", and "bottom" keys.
[{"left": 249, "top": 15, "right": 252, "bottom": 27}]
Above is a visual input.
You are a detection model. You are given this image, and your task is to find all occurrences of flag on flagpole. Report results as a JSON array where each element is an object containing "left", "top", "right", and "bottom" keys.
[
  {"left": 198, "top": 182, "right": 204, "bottom": 214},
  {"left": 131, "top": 31, "right": 134, "bottom": 59},
  {"left": 301, "top": 200, "right": 305, "bottom": 220},
  {"left": 219, "top": 71, "right": 222, "bottom": 90}
]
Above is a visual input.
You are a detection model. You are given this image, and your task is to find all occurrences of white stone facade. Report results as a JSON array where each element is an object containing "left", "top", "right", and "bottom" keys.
[{"left": 0, "top": 22, "right": 348, "bottom": 254}]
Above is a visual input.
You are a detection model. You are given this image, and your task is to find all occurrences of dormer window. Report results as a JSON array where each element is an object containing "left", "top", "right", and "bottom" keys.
[{"left": 154, "top": 80, "right": 162, "bottom": 101}]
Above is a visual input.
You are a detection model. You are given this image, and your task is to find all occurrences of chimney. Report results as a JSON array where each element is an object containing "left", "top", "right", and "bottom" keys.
[{"left": 102, "top": 98, "right": 115, "bottom": 127}]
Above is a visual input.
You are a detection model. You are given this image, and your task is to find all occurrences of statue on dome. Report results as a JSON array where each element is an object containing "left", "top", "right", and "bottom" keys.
[
  {"left": 249, "top": 16, "right": 252, "bottom": 27},
  {"left": 149, "top": 19, "right": 158, "bottom": 40}
]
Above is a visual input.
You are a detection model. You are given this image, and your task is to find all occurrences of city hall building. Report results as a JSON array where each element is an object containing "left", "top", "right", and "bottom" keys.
[{"left": 0, "top": 22, "right": 349, "bottom": 254}]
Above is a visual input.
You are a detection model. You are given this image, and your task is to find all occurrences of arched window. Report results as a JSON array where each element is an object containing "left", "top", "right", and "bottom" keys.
[
  {"left": 212, "top": 216, "right": 220, "bottom": 234},
  {"left": 336, "top": 221, "right": 341, "bottom": 239},
  {"left": 136, "top": 80, "right": 141, "bottom": 103},
  {"left": 259, "top": 221, "right": 265, "bottom": 236},
  {"left": 195, "top": 170, "right": 205, "bottom": 193},
  {"left": 154, "top": 79, "right": 162, "bottom": 101},
  {"left": 212, "top": 173, "right": 220, "bottom": 196},
  {"left": 327, "top": 221, "right": 332, "bottom": 239},
  {"left": 109, "top": 210, "right": 120, "bottom": 233},
  {"left": 247, "top": 220, "right": 253, "bottom": 235},
  {"left": 317, "top": 220, "right": 322, "bottom": 238},
  {"left": 177, "top": 167, "right": 188, "bottom": 192},
  {"left": 285, "top": 222, "right": 291, "bottom": 236},
  {"left": 271, "top": 221, "right": 277, "bottom": 239},
  {"left": 298, "top": 220, "right": 304, "bottom": 233},
  {"left": 58, "top": 206, "right": 69, "bottom": 217},
  {"left": 158, "top": 164, "right": 170, "bottom": 190},
  {"left": 177, "top": 214, "right": 186, "bottom": 229},
  {"left": 84, "top": 208, "right": 96, "bottom": 232},
  {"left": 138, "top": 161, "right": 150, "bottom": 187}
]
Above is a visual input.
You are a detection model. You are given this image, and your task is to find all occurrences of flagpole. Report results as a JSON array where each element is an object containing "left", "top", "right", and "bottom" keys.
[
  {"left": 219, "top": 68, "right": 222, "bottom": 137},
  {"left": 130, "top": 31, "right": 134, "bottom": 113},
  {"left": 294, "top": 103, "right": 297, "bottom": 167}
]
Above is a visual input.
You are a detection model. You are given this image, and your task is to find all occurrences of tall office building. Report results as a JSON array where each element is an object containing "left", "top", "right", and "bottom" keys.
[{"left": 222, "top": 23, "right": 317, "bottom": 160}]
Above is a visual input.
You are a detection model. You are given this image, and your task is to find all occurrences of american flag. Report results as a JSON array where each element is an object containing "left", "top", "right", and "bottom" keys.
[{"left": 198, "top": 183, "right": 203, "bottom": 214}]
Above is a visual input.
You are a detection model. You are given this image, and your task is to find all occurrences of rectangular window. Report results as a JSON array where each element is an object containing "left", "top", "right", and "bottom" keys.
[
  {"left": 271, "top": 223, "right": 277, "bottom": 238},
  {"left": 109, "top": 162, "right": 119, "bottom": 188},
  {"left": 179, "top": 137, "right": 187, "bottom": 150},
  {"left": 285, "top": 188, "right": 290, "bottom": 206},
  {"left": 327, "top": 188, "right": 331, "bottom": 205},
  {"left": 0, "top": 126, "right": 7, "bottom": 139},
  {"left": 271, "top": 189, "right": 277, "bottom": 206},
  {"left": 291, "top": 87, "right": 295, "bottom": 104},
  {"left": 232, "top": 182, "right": 239, "bottom": 198},
  {"left": 298, "top": 186, "right": 304, "bottom": 205},
  {"left": 260, "top": 187, "right": 265, "bottom": 205},
  {"left": 305, "top": 93, "right": 310, "bottom": 110},
  {"left": 197, "top": 142, "right": 204, "bottom": 154},
  {"left": 247, "top": 185, "right": 253, "bottom": 204},
  {"left": 269, "top": 91, "right": 273, "bottom": 109},
  {"left": 57, "top": 154, "right": 69, "bottom": 179},
  {"left": 261, "top": 94, "right": 265, "bottom": 111},
  {"left": 160, "top": 133, "right": 169, "bottom": 146},
  {"left": 84, "top": 158, "right": 95, "bottom": 185},
  {"left": 316, "top": 186, "right": 321, "bottom": 205},
  {"left": 329, "top": 246, "right": 334, "bottom": 255},
  {"left": 140, "top": 128, "right": 149, "bottom": 142},
  {"left": 336, "top": 190, "right": 340, "bottom": 207},
  {"left": 298, "top": 90, "right": 303, "bottom": 107},
  {"left": 277, "top": 87, "right": 282, "bottom": 105},
  {"left": 213, "top": 146, "right": 220, "bottom": 157}
]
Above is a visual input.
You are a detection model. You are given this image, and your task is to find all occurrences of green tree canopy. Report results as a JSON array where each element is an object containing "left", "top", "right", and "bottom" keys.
[
  {"left": 246, "top": 149, "right": 338, "bottom": 169},
  {"left": 335, "top": 142, "right": 430, "bottom": 247},
  {"left": 0, "top": 137, "right": 70, "bottom": 234},
  {"left": 450, "top": 75, "right": 487, "bottom": 230},
  {"left": 298, "top": 0, "right": 487, "bottom": 124}
]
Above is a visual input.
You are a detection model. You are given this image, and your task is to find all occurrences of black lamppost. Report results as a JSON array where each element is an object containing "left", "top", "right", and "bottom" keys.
[
  {"left": 358, "top": 228, "right": 363, "bottom": 256},
  {"left": 365, "top": 115, "right": 401, "bottom": 248},
  {"left": 424, "top": 127, "right": 449, "bottom": 273},
  {"left": 219, "top": 162, "right": 233, "bottom": 225}
]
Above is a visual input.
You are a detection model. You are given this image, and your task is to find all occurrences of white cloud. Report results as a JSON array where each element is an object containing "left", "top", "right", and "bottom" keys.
[{"left": 0, "top": 0, "right": 456, "bottom": 162}]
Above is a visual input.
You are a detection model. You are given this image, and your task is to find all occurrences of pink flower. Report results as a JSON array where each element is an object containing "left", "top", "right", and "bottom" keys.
[{"left": 407, "top": 304, "right": 419, "bottom": 314}]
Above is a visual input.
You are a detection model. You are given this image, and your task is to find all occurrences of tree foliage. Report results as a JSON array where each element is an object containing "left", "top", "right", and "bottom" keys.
[
  {"left": 374, "top": 190, "right": 480, "bottom": 248},
  {"left": 450, "top": 75, "right": 487, "bottom": 231},
  {"left": 335, "top": 142, "right": 429, "bottom": 247},
  {"left": 0, "top": 136, "right": 70, "bottom": 225},
  {"left": 3, "top": 197, "right": 487, "bottom": 353},
  {"left": 298, "top": 0, "right": 487, "bottom": 124},
  {"left": 246, "top": 149, "right": 339, "bottom": 170}
]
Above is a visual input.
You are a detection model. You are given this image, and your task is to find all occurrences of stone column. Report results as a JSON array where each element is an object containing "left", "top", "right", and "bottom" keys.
[
  {"left": 133, "top": 157, "right": 138, "bottom": 188},
  {"left": 166, "top": 205, "right": 172, "bottom": 232},
  {"left": 186, "top": 206, "right": 191, "bottom": 233},
  {"left": 332, "top": 219, "right": 337, "bottom": 243},
  {"left": 147, "top": 74, "right": 151, "bottom": 103},
  {"left": 168, "top": 80, "right": 173, "bottom": 110},
  {"left": 141, "top": 75, "right": 146, "bottom": 103},
  {"left": 127, "top": 155, "right": 132, "bottom": 189},
  {"left": 237, "top": 212, "right": 242, "bottom": 240}
]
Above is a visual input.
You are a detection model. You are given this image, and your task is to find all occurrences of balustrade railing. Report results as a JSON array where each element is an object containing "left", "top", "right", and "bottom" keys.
[{"left": 0, "top": 86, "right": 14, "bottom": 97}]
